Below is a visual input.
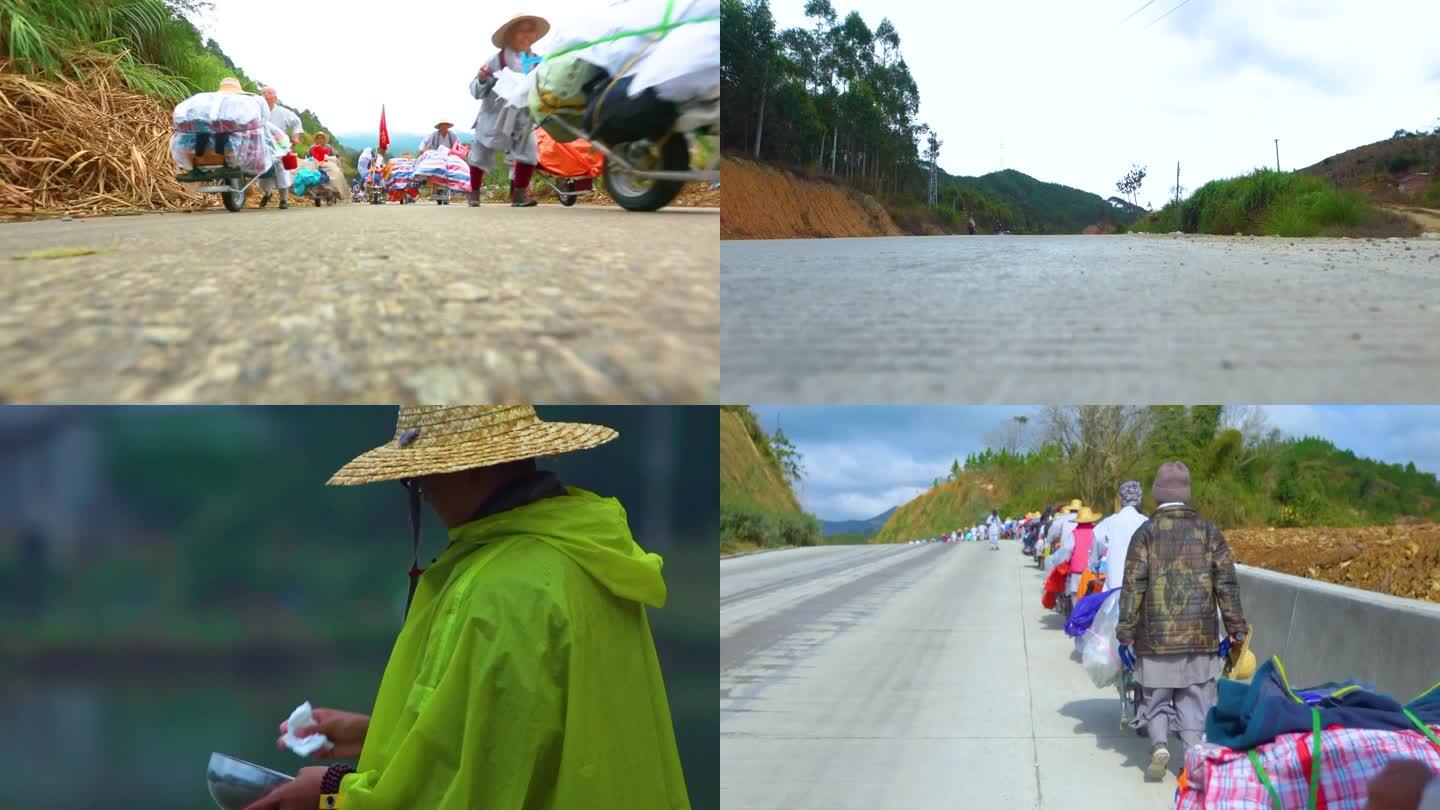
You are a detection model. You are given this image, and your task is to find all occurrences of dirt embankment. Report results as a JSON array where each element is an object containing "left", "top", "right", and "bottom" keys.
[
  {"left": 720, "top": 157, "right": 903, "bottom": 239},
  {"left": 1229, "top": 524, "right": 1440, "bottom": 603}
]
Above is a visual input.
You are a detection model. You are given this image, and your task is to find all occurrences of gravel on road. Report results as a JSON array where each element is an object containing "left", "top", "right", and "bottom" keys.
[{"left": 0, "top": 204, "right": 718, "bottom": 403}]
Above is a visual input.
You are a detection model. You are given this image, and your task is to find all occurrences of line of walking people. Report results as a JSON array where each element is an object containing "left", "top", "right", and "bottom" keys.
[{"left": 1027, "top": 463, "right": 1250, "bottom": 782}]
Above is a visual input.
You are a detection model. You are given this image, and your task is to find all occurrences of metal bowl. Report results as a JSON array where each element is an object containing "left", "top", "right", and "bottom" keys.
[{"left": 206, "top": 752, "right": 293, "bottom": 810}]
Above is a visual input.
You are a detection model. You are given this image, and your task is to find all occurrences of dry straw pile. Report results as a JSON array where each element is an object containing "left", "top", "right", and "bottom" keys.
[{"left": 0, "top": 55, "right": 210, "bottom": 219}]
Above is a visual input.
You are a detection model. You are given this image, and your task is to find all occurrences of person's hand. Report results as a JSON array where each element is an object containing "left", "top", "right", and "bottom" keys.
[
  {"left": 478, "top": 64, "right": 494, "bottom": 80},
  {"left": 243, "top": 765, "right": 325, "bottom": 810},
  {"left": 1367, "top": 759, "right": 1437, "bottom": 810},
  {"left": 1118, "top": 643, "right": 1136, "bottom": 672},
  {"left": 276, "top": 708, "right": 370, "bottom": 760}
]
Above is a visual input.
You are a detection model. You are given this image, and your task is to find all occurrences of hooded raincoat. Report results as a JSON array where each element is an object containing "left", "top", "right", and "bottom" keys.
[{"left": 334, "top": 488, "right": 689, "bottom": 809}]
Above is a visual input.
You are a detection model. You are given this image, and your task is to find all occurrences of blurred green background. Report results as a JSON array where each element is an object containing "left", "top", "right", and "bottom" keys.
[{"left": 0, "top": 405, "right": 718, "bottom": 810}]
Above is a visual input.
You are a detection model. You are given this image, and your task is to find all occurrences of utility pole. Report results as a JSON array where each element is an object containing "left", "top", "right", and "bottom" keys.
[
  {"left": 1274, "top": 139, "right": 1280, "bottom": 172},
  {"left": 1176, "top": 161, "right": 1181, "bottom": 206}
]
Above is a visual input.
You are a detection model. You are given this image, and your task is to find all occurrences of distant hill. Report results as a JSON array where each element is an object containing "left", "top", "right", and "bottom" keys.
[
  {"left": 952, "top": 169, "right": 1147, "bottom": 233},
  {"left": 333, "top": 132, "right": 452, "bottom": 154},
  {"left": 822, "top": 507, "right": 897, "bottom": 536},
  {"left": 719, "top": 406, "right": 821, "bottom": 552}
]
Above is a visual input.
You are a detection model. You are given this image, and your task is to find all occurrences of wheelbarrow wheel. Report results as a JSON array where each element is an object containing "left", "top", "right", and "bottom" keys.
[
  {"left": 559, "top": 179, "right": 578, "bottom": 207},
  {"left": 222, "top": 177, "right": 245, "bottom": 212},
  {"left": 603, "top": 135, "right": 688, "bottom": 212}
]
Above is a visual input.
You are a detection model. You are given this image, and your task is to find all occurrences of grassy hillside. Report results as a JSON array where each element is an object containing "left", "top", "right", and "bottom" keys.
[
  {"left": 1127, "top": 168, "right": 1417, "bottom": 238},
  {"left": 719, "top": 406, "right": 821, "bottom": 553},
  {"left": 872, "top": 407, "right": 1440, "bottom": 543},
  {"left": 1302, "top": 132, "right": 1440, "bottom": 207},
  {"left": 0, "top": 0, "right": 359, "bottom": 213}
]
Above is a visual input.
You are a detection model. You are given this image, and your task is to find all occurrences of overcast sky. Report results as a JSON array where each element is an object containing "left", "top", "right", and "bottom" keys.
[
  {"left": 769, "top": 0, "right": 1440, "bottom": 208},
  {"left": 750, "top": 406, "right": 1440, "bottom": 521},
  {"left": 193, "top": 0, "right": 597, "bottom": 142}
]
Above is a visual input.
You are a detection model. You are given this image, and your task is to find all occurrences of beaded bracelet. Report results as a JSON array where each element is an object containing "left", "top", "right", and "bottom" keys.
[{"left": 321, "top": 763, "right": 356, "bottom": 794}]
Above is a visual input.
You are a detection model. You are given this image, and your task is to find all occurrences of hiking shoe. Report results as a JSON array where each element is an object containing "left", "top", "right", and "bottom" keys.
[
  {"left": 1145, "top": 746, "right": 1170, "bottom": 780},
  {"left": 259, "top": 193, "right": 272, "bottom": 208},
  {"left": 510, "top": 189, "right": 538, "bottom": 207}
]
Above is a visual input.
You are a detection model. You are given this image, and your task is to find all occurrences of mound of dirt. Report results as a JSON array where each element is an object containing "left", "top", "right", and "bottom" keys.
[
  {"left": 720, "top": 157, "right": 903, "bottom": 239},
  {"left": 1228, "top": 524, "right": 1440, "bottom": 603},
  {"left": 1302, "top": 134, "right": 1440, "bottom": 204}
]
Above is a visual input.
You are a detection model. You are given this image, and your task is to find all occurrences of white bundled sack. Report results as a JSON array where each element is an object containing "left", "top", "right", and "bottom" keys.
[
  {"left": 1081, "top": 591, "right": 1122, "bottom": 689},
  {"left": 173, "top": 91, "right": 267, "bottom": 133},
  {"left": 543, "top": 0, "right": 718, "bottom": 102},
  {"left": 626, "top": 17, "right": 718, "bottom": 101},
  {"left": 493, "top": 68, "right": 534, "bottom": 110}
]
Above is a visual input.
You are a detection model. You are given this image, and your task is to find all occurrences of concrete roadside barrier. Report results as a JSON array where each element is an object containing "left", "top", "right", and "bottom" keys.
[{"left": 1236, "top": 564, "right": 1440, "bottom": 700}]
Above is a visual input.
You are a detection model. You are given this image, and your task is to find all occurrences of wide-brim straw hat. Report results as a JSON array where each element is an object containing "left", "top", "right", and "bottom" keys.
[
  {"left": 492, "top": 13, "right": 551, "bottom": 49},
  {"left": 1076, "top": 505, "right": 1103, "bottom": 524},
  {"left": 1065, "top": 499, "right": 1083, "bottom": 513},
  {"left": 435, "top": 121, "right": 454, "bottom": 130},
  {"left": 217, "top": 77, "right": 244, "bottom": 93},
  {"left": 327, "top": 405, "right": 617, "bottom": 486}
]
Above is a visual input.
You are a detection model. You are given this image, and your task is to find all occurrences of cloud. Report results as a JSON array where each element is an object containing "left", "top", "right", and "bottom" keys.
[{"left": 756, "top": 405, "right": 1440, "bottom": 521}]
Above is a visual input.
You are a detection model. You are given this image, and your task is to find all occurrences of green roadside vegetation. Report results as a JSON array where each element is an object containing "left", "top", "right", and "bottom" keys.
[
  {"left": 719, "top": 405, "right": 822, "bottom": 554},
  {"left": 1126, "top": 169, "right": 1413, "bottom": 237},
  {"left": 872, "top": 406, "right": 1440, "bottom": 543}
]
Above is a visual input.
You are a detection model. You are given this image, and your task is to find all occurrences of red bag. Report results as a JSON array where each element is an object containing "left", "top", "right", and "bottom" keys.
[
  {"left": 1041, "top": 562, "right": 1070, "bottom": 609},
  {"left": 281, "top": 152, "right": 299, "bottom": 171}
]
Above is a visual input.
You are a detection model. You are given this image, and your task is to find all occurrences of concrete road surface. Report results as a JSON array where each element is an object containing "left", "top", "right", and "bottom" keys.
[
  {"left": 721, "top": 233, "right": 1440, "bottom": 402},
  {"left": 0, "top": 204, "right": 717, "bottom": 403},
  {"left": 721, "top": 542, "right": 1176, "bottom": 810}
]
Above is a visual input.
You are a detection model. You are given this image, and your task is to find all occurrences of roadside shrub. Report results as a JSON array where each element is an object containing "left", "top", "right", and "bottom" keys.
[
  {"left": 720, "top": 502, "right": 821, "bottom": 549},
  {"left": 1385, "top": 154, "right": 1421, "bottom": 174}
]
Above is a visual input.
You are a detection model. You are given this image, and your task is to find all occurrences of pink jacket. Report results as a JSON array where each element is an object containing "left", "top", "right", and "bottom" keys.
[{"left": 1068, "top": 523, "right": 1095, "bottom": 573}]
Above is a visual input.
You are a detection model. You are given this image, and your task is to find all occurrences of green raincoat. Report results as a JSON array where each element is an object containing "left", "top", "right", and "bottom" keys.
[{"left": 335, "top": 488, "right": 690, "bottom": 809}]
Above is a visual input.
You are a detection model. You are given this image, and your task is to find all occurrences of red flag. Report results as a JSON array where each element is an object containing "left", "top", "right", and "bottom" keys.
[{"left": 379, "top": 105, "right": 390, "bottom": 153}]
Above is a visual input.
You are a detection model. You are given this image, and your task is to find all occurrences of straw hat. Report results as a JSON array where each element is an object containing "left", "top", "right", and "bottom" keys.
[
  {"left": 1075, "top": 505, "right": 1103, "bottom": 524},
  {"left": 327, "top": 405, "right": 617, "bottom": 486},
  {"left": 435, "top": 121, "right": 454, "bottom": 130},
  {"left": 492, "top": 12, "right": 551, "bottom": 49},
  {"left": 1065, "top": 499, "right": 1083, "bottom": 513},
  {"left": 217, "top": 77, "right": 243, "bottom": 93}
]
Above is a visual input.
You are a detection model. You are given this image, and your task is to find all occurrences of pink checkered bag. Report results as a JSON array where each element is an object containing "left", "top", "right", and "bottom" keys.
[{"left": 1176, "top": 710, "right": 1440, "bottom": 810}]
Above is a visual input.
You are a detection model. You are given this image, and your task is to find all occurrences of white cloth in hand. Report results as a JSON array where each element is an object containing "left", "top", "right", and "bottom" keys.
[{"left": 280, "top": 701, "right": 333, "bottom": 757}]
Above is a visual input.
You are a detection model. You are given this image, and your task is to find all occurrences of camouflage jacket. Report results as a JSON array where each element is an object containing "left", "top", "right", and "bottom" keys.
[{"left": 1115, "top": 504, "right": 1246, "bottom": 655}]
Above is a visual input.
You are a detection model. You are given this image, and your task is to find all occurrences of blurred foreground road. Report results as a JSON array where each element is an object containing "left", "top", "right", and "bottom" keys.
[
  {"left": 0, "top": 204, "right": 718, "bottom": 402},
  {"left": 721, "top": 233, "right": 1440, "bottom": 402},
  {"left": 720, "top": 542, "right": 1176, "bottom": 809}
]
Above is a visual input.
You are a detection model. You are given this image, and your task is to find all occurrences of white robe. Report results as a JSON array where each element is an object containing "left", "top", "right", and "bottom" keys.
[
  {"left": 260, "top": 103, "right": 304, "bottom": 192},
  {"left": 1090, "top": 506, "right": 1149, "bottom": 595}
]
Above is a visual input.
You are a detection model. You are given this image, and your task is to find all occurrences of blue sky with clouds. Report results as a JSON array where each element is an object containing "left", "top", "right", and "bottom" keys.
[{"left": 750, "top": 406, "right": 1440, "bottom": 521}]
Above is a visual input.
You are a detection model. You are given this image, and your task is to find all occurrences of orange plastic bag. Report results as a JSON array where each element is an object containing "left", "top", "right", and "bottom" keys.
[{"left": 536, "top": 129, "right": 604, "bottom": 179}]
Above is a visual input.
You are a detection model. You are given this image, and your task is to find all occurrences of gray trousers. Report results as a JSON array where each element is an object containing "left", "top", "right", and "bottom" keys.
[{"left": 1131, "top": 678, "right": 1217, "bottom": 749}]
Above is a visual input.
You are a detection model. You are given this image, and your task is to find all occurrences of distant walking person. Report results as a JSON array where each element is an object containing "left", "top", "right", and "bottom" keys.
[
  {"left": 1091, "top": 480, "right": 1148, "bottom": 593},
  {"left": 986, "top": 510, "right": 1002, "bottom": 550},
  {"left": 1115, "top": 462, "right": 1247, "bottom": 781}
]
